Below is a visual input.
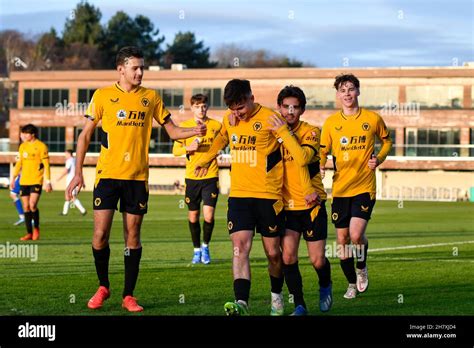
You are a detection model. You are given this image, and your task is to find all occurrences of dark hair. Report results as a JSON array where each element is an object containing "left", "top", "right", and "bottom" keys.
[
  {"left": 20, "top": 124, "right": 38, "bottom": 137},
  {"left": 334, "top": 74, "right": 360, "bottom": 90},
  {"left": 190, "top": 94, "right": 208, "bottom": 105},
  {"left": 277, "top": 85, "right": 306, "bottom": 110},
  {"left": 116, "top": 46, "right": 144, "bottom": 67},
  {"left": 224, "top": 79, "right": 252, "bottom": 107},
  {"left": 65, "top": 149, "right": 74, "bottom": 155}
]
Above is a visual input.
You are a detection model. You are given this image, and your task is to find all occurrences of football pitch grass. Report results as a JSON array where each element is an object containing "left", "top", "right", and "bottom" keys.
[{"left": 0, "top": 191, "right": 473, "bottom": 316}]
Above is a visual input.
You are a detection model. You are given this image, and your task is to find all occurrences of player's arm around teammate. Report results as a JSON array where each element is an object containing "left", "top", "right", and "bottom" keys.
[
  {"left": 193, "top": 125, "right": 229, "bottom": 178},
  {"left": 66, "top": 46, "right": 207, "bottom": 313},
  {"left": 66, "top": 81, "right": 207, "bottom": 249},
  {"left": 67, "top": 118, "right": 207, "bottom": 254}
]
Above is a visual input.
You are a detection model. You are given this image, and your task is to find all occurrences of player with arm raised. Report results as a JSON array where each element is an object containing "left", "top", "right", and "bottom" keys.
[{"left": 66, "top": 46, "right": 206, "bottom": 312}]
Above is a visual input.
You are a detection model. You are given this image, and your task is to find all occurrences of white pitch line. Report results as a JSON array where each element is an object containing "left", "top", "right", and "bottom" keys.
[
  {"left": 369, "top": 240, "right": 474, "bottom": 252},
  {"left": 370, "top": 256, "right": 474, "bottom": 263}
]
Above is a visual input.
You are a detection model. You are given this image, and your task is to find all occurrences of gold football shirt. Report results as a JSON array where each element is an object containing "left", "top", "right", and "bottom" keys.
[
  {"left": 172, "top": 118, "right": 222, "bottom": 180},
  {"left": 13, "top": 139, "right": 50, "bottom": 185},
  {"left": 85, "top": 83, "right": 171, "bottom": 181},
  {"left": 320, "top": 108, "right": 392, "bottom": 197},
  {"left": 276, "top": 121, "right": 327, "bottom": 210},
  {"left": 197, "top": 103, "right": 284, "bottom": 200}
]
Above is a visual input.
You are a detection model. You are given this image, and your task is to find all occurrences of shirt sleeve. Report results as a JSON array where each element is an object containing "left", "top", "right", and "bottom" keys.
[
  {"left": 85, "top": 90, "right": 103, "bottom": 124},
  {"left": 41, "top": 143, "right": 51, "bottom": 181},
  {"left": 299, "top": 164, "right": 316, "bottom": 196},
  {"left": 375, "top": 114, "right": 392, "bottom": 163},
  {"left": 219, "top": 115, "right": 228, "bottom": 139},
  {"left": 12, "top": 145, "right": 23, "bottom": 179},
  {"left": 319, "top": 119, "right": 332, "bottom": 168},
  {"left": 196, "top": 116, "right": 229, "bottom": 168},
  {"left": 215, "top": 120, "right": 223, "bottom": 135},
  {"left": 275, "top": 125, "right": 318, "bottom": 167},
  {"left": 172, "top": 142, "right": 187, "bottom": 156},
  {"left": 171, "top": 121, "right": 187, "bottom": 156},
  {"left": 153, "top": 91, "right": 172, "bottom": 125}
]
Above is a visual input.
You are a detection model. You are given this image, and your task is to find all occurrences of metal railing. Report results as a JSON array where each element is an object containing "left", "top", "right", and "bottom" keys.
[{"left": 381, "top": 186, "right": 466, "bottom": 202}]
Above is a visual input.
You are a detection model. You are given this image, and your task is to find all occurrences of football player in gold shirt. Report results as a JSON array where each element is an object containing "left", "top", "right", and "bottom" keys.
[
  {"left": 195, "top": 79, "right": 286, "bottom": 316},
  {"left": 66, "top": 46, "right": 206, "bottom": 312},
  {"left": 11, "top": 124, "right": 52, "bottom": 241},
  {"left": 172, "top": 94, "right": 222, "bottom": 265},
  {"left": 269, "top": 86, "right": 332, "bottom": 315},
  {"left": 320, "top": 74, "right": 392, "bottom": 299}
]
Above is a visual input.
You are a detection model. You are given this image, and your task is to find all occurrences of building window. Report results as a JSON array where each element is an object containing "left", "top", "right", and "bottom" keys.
[
  {"left": 78, "top": 89, "right": 96, "bottom": 103},
  {"left": 156, "top": 89, "right": 184, "bottom": 108},
  {"left": 37, "top": 127, "right": 65, "bottom": 152},
  {"left": 359, "top": 86, "right": 399, "bottom": 109},
  {"left": 24, "top": 89, "right": 69, "bottom": 108},
  {"left": 301, "top": 86, "right": 335, "bottom": 109},
  {"left": 192, "top": 88, "right": 223, "bottom": 108},
  {"left": 405, "top": 128, "right": 460, "bottom": 156},
  {"left": 470, "top": 128, "right": 474, "bottom": 157},
  {"left": 406, "top": 86, "right": 463, "bottom": 109},
  {"left": 74, "top": 127, "right": 102, "bottom": 153},
  {"left": 150, "top": 127, "right": 173, "bottom": 153}
]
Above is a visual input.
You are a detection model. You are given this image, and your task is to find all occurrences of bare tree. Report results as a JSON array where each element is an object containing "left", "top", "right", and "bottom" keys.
[
  {"left": 0, "top": 30, "right": 36, "bottom": 75},
  {"left": 212, "top": 44, "right": 311, "bottom": 68}
]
